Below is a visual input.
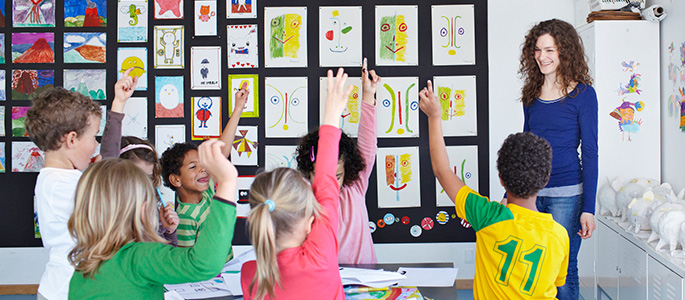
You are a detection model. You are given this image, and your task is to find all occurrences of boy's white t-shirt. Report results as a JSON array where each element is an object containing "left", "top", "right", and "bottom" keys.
[{"left": 35, "top": 167, "right": 82, "bottom": 300}]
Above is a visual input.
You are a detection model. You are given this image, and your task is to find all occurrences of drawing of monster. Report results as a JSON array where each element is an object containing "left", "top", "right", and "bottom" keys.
[
  {"left": 616, "top": 73, "right": 642, "bottom": 96},
  {"left": 381, "top": 82, "right": 418, "bottom": 135},
  {"left": 195, "top": 97, "right": 212, "bottom": 128},
  {"left": 198, "top": 5, "right": 214, "bottom": 22},
  {"left": 379, "top": 13, "right": 408, "bottom": 62},
  {"left": 231, "top": 26, "right": 256, "bottom": 58},
  {"left": 325, "top": 10, "right": 352, "bottom": 53},
  {"left": 121, "top": 4, "right": 144, "bottom": 26},
  {"left": 269, "top": 14, "right": 301, "bottom": 59},
  {"left": 385, "top": 153, "right": 412, "bottom": 201},
  {"left": 610, "top": 99, "right": 645, "bottom": 141},
  {"left": 157, "top": 28, "right": 180, "bottom": 64},
  {"left": 439, "top": 15, "right": 464, "bottom": 56},
  {"left": 267, "top": 84, "right": 306, "bottom": 131},
  {"left": 437, "top": 86, "right": 465, "bottom": 121}
]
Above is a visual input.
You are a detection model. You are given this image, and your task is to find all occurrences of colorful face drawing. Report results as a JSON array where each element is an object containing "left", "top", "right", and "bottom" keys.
[
  {"left": 439, "top": 15, "right": 464, "bottom": 56},
  {"left": 120, "top": 55, "right": 145, "bottom": 78},
  {"left": 610, "top": 99, "right": 645, "bottom": 141},
  {"left": 342, "top": 85, "right": 360, "bottom": 125},
  {"left": 326, "top": 10, "right": 352, "bottom": 53},
  {"left": 267, "top": 84, "right": 306, "bottom": 131},
  {"left": 437, "top": 86, "right": 465, "bottom": 120},
  {"left": 385, "top": 153, "right": 411, "bottom": 191},
  {"left": 379, "top": 13, "right": 408, "bottom": 62},
  {"left": 269, "top": 14, "right": 301, "bottom": 58},
  {"left": 381, "top": 82, "right": 418, "bottom": 134}
]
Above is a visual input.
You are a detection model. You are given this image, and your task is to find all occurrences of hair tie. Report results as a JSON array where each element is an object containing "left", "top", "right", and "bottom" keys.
[
  {"left": 310, "top": 146, "right": 316, "bottom": 162},
  {"left": 120, "top": 144, "right": 153, "bottom": 155},
  {"left": 264, "top": 199, "right": 276, "bottom": 212}
]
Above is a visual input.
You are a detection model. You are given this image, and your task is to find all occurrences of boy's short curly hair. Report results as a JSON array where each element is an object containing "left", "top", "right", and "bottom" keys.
[
  {"left": 497, "top": 132, "right": 552, "bottom": 199},
  {"left": 25, "top": 87, "right": 102, "bottom": 151},
  {"left": 160, "top": 143, "right": 198, "bottom": 191},
  {"left": 295, "top": 129, "right": 365, "bottom": 186}
]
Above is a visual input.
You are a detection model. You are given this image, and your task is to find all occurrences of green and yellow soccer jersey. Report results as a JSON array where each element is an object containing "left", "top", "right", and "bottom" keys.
[{"left": 455, "top": 186, "right": 569, "bottom": 300}]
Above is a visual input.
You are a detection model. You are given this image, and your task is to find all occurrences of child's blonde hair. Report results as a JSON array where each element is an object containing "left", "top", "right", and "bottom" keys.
[
  {"left": 247, "top": 167, "right": 321, "bottom": 300},
  {"left": 68, "top": 159, "right": 166, "bottom": 278}
]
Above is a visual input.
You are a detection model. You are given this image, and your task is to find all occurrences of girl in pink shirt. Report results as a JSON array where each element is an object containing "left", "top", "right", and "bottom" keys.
[
  {"left": 295, "top": 58, "right": 381, "bottom": 264},
  {"left": 241, "top": 68, "right": 353, "bottom": 300}
]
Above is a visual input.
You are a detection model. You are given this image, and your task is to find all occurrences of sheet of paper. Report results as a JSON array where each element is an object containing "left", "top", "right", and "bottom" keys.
[
  {"left": 396, "top": 267, "right": 458, "bottom": 287},
  {"left": 163, "top": 291, "right": 184, "bottom": 300},
  {"left": 164, "top": 277, "right": 232, "bottom": 299},
  {"left": 340, "top": 267, "right": 406, "bottom": 288},
  {"left": 220, "top": 273, "right": 243, "bottom": 296}
]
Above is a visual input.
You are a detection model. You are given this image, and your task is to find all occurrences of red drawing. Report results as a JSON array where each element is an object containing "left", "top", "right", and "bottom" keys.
[{"left": 156, "top": 0, "right": 182, "bottom": 17}]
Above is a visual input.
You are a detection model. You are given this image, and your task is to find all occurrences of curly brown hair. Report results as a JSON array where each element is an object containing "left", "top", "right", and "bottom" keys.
[
  {"left": 295, "top": 129, "right": 365, "bottom": 187},
  {"left": 519, "top": 19, "right": 593, "bottom": 106},
  {"left": 26, "top": 87, "right": 102, "bottom": 151},
  {"left": 497, "top": 132, "right": 552, "bottom": 199}
]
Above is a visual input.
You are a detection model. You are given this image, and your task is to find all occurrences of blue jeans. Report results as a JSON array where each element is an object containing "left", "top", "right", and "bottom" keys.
[{"left": 536, "top": 195, "right": 583, "bottom": 300}]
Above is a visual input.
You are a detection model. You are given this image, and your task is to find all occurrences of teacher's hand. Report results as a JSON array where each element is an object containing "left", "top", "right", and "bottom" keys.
[{"left": 578, "top": 212, "right": 596, "bottom": 239}]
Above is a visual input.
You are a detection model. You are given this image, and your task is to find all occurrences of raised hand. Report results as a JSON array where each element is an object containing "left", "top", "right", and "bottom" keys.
[
  {"left": 322, "top": 68, "right": 354, "bottom": 127},
  {"left": 198, "top": 140, "right": 237, "bottom": 185},
  {"left": 361, "top": 57, "right": 381, "bottom": 105},
  {"left": 112, "top": 67, "right": 139, "bottom": 113},
  {"left": 233, "top": 81, "right": 250, "bottom": 113},
  {"left": 160, "top": 204, "right": 179, "bottom": 233},
  {"left": 418, "top": 80, "right": 442, "bottom": 120}
]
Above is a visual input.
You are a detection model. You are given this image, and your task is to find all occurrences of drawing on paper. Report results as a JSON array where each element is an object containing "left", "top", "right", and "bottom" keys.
[
  {"left": 192, "top": 96, "right": 221, "bottom": 140},
  {"left": 231, "top": 126, "right": 258, "bottom": 166},
  {"left": 265, "top": 145, "right": 298, "bottom": 171},
  {"left": 194, "top": 0, "right": 216, "bottom": 36},
  {"left": 376, "top": 147, "right": 420, "bottom": 208},
  {"left": 264, "top": 7, "right": 307, "bottom": 67},
  {"left": 198, "top": 4, "right": 213, "bottom": 22},
  {"left": 64, "top": 32, "right": 106, "bottom": 63},
  {"left": 118, "top": 47, "right": 147, "bottom": 90},
  {"left": 118, "top": 0, "right": 147, "bottom": 42},
  {"left": 12, "top": 142, "right": 45, "bottom": 172},
  {"left": 617, "top": 73, "right": 642, "bottom": 96},
  {"left": 379, "top": 14, "right": 407, "bottom": 61},
  {"left": 0, "top": 0, "right": 5, "bottom": 27},
  {"left": 265, "top": 77, "right": 308, "bottom": 138},
  {"left": 65, "top": 0, "right": 106, "bottom": 26},
  {"left": 13, "top": 0, "right": 55, "bottom": 27},
  {"left": 376, "top": 77, "right": 419, "bottom": 137},
  {"left": 610, "top": 99, "right": 645, "bottom": 142},
  {"left": 154, "top": 26, "right": 183, "bottom": 68},
  {"left": 228, "top": 25, "right": 258, "bottom": 68},
  {"left": 122, "top": 97, "right": 147, "bottom": 139},
  {"left": 64, "top": 69, "right": 106, "bottom": 100},
  {"left": 0, "top": 70, "right": 5, "bottom": 100},
  {"left": 154, "top": 0, "right": 182, "bottom": 19},
  {"left": 155, "top": 125, "right": 185, "bottom": 156},
  {"left": 155, "top": 76, "right": 183, "bottom": 118},
  {"left": 431, "top": 5, "right": 475, "bottom": 66},
  {"left": 0, "top": 34, "right": 5, "bottom": 63},
  {"left": 621, "top": 60, "right": 640, "bottom": 72},
  {"left": 325, "top": 10, "right": 352, "bottom": 53},
  {"left": 681, "top": 102, "right": 685, "bottom": 132},
  {"left": 319, "top": 6, "right": 361, "bottom": 67},
  {"left": 0, "top": 143, "right": 5, "bottom": 173},
  {"left": 433, "top": 75, "right": 477, "bottom": 136},
  {"left": 375, "top": 6, "right": 418, "bottom": 66},
  {"left": 12, "top": 32, "right": 54, "bottom": 63},
  {"left": 0, "top": 107, "right": 4, "bottom": 136},
  {"left": 12, "top": 69, "right": 54, "bottom": 100},
  {"left": 436, "top": 146, "right": 478, "bottom": 206},
  {"left": 228, "top": 74, "right": 259, "bottom": 118},
  {"left": 12, "top": 106, "right": 29, "bottom": 137},
  {"left": 319, "top": 77, "right": 362, "bottom": 137},
  {"left": 196, "top": 97, "right": 212, "bottom": 128},
  {"left": 227, "top": 0, "right": 255, "bottom": 18},
  {"left": 191, "top": 46, "right": 220, "bottom": 90}
]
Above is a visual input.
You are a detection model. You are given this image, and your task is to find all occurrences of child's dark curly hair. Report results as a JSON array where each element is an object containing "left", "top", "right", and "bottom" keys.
[
  {"left": 160, "top": 143, "right": 198, "bottom": 191},
  {"left": 295, "top": 129, "right": 365, "bottom": 186},
  {"left": 497, "top": 132, "right": 552, "bottom": 199}
]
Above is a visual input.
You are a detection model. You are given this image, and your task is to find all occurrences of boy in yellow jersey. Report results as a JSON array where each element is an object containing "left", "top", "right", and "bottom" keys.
[{"left": 419, "top": 81, "right": 569, "bottom": 300}]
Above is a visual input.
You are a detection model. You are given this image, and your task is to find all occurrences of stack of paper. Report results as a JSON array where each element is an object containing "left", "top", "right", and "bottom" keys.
[
  {"left": 396, "top": 267, "right": 459, "bottom": 287},
  {"left": 340, "top": 267, "right": 407, "bottom": 288}
]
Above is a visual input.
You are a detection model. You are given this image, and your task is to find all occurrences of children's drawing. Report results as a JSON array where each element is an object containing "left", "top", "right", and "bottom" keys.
[
  {"left": 617, "top": 73, "right": 642, "bottom": 96},
  {"left": 11, "top": 106, "right": 29, "bottom": 137},
  {"left": 265, "top": 77, "right": 308, "bottom": 137},
  {"left": 0, "top": 70, "right": 5, "bottom": 100},
  {"left": 13, "top": 0, "right": 55, "bottom": 27},
  {"left": 433, "top": 75, "right": 477, "bottom": 136},
  {"left": 118, "top": 0, "right": 147, "bottom": 43},
  {"left": 227, "top": 0, "right": 255, "bottom": 19},
  {"left": 265, "top": 145, "right": 298, "bottom": 171},
  {"left": 64, "top": 32, "right": 106, "bottom": 63},
  {"left": 194, "top": 0, "right": 216, "bottom": 36},
  {"left": 669, "top": 89, "right": 683, "bottom": 118},
  {"left": 12, "top": 142, "right": 45, "bottom": 172},
  {"left": 319, "top": 77, "right": 362, "bottom": 137},
  {"left": 12, "top": 69, "right": 54, "bottom": 100},
  {"left": 264, "top": 7, "right": 307, "bottom": 68},
  {"left": 64, "top": 69, "right": 106, "bottom": 100},
  {"left": 621, "top": 60, "right": 639, "bottom": 72},
  {"left": 0, "top": 142, "right": 5, "bottom": 173},
  {"left": 610, "top": 99, "right": 645, "bottom": 142},
  {"left": 12, "top": 32, "right": 54, "bottom": 63},
  {"left": 319, "top": 6, "right": 362, "bottom": 67},
  {"left": 228, "top": 74, "right": 259, "bottom": 117},
  {"left": 231, "top": 125, "right": 258, "bottom": 166},
  {"left": 375, "top": 5, "right": 418, "bottom": 66},
  {"left": 191, "top": 97, "right": 221, "bottom": 140},
  {"left": 98, "top": 106, "right": 106, "bottom": 136},
  {"left": 681, "top": 102, "right": 685, "bottom": 132},
  {"left": 122, "top": 97, "right": 148, "bottom": 139},
  {"left": 436, "top": 146, "right": 478, "bottom": 206},
  {"left": 227, "top": 24, "right": 258, "bottom": 68},
  {"left": 117, "top": 47, "right": 147, "bottom": 90},
  {"left": 431, "top": 5, "right": 475, "bottom": 66},
  {"left": 191, "top": 46, "right": 221, "bottom": 90},
  {"left": 0, "top": 0, "right": 5, "bottom": 27},
  {"left": 65, "top": 0, "right": 106, "bottom": 26},
  {"left": 0, "top": 107, "right": 5, "bottom": 136},
  {"left": 681, "top": 42, "right": 685, "bottom": 67},
  {"left": 155, "top": 76, "right": 183, "bottom": 118},
  {"left": 154, "top": 25, "right": 184, "bottom": 68},
  {"left": 376, "top": 147, "right": 420, "bottom": 208},
  {"left": 154, "top": 0, "right": 182, "bottom": 19},
  {"left": 0, "top": 34, "right": 5, "bottom": 63},
  {"left": 155, "top": 124, "right": 185, "bottom": 156},
  {"left": 235, "top": 176, "right": 255, "bottom": 218},
  {"left": 376, "top": 77, "right": 419, "bottom": 138}
]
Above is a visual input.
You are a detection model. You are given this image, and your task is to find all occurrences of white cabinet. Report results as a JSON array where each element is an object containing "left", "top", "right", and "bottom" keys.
[
  {"left": 597, "top": 221, "right": 620, "bottom": 299},
  {"left": 596, "top": 220, "right": 647, "bottom": 300},
  {"left": 648, "top": 255, "right": 684, "bottom": 300}
]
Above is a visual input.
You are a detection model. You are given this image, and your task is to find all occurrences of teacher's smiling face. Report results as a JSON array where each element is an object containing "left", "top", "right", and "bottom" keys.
[{"left": 534, "top": 33, "right": 560, "bottom": 77}]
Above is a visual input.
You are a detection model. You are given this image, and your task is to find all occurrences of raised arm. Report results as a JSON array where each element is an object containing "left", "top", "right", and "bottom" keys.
[
  {"left": 351, "top": 58, "right": 381, "bottom": 192},
  {"left": 419, "top": 80, "right": 465, "bottom": 202},
  {"left": 219, "top": 81, "right": 250, "bottom": 158},
  {"left": 101, "top": 68, "right": 138, "bottom": 159}
]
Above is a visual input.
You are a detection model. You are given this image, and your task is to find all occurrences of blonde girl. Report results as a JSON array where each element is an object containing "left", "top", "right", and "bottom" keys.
[
  {"left": 68, "top": 139, "right": 237, "bottom": 299},
  {"left": 240, "top": 68, "right": 353, "bottom": 300}
]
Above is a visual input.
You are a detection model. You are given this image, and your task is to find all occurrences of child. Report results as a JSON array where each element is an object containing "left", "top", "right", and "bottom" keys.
[
  {"left": 67, "top": 139, "right": 238, "bottom": 299},
  {"left": 25, "top": 87, "right": 103, "bottom": 300},
  {"left": 99, "top": 70, "right": 179, "bottom": 246},
  {"left": 295, "top": 58, "right": 380, "bottom": 264},
  {"left": 160, "top": 83, "right": 250, "bottom": 248},
  {"left": 241, "top": 68, "right": 353, "bottom": 300},
  {"left": 419, "top": 80, "right": 569, "bottom": 299}
]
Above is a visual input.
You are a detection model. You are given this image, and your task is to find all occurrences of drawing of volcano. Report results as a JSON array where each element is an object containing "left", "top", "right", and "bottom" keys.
[
  {"left": 64, "top": 32, "right": 106, "bottom": 63},
  {"left": 12, "top": 33, "right": 55, "bottom": 63}
]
